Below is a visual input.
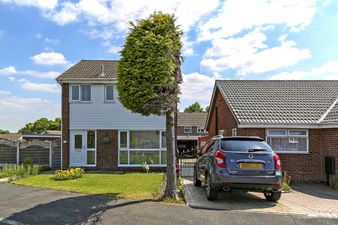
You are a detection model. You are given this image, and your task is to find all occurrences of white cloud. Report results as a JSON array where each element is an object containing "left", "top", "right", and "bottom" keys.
[
  {"left": 180, "top": 72, "right": 216, "bottom": 104},
  {"left": 0, "top": 0, "right": 58, "bottom": 10},
  {"left": 0, "top": 66, "right": 60, "bottom": 79},
  {"left": 270, "top": 61, "right": 338, "bottom": 80},
  {"left": 18, "top": 79, "right": 60, "bottom": 93},
  {"left": 201, "top": 30, "right": 311, "bottom": 75},
  {"left": 46, "top": 0, "right": 220, "bottom": 33},
  {"left": 0, "top": 94, "right": 60, "bottom": 132},
  {"left": 31, "top": 51, "right": 69, "bottom": 66},
  {"left": 198, "top": 0, "right": 318, "bottom": 41}
]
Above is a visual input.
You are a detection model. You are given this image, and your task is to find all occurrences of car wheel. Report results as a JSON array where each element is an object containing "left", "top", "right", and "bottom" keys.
[
  {"left": 193, "top": 169, "right": 201, "bottom": 187},
  {"left": 205, "top": 174, "right": 218, "bottom": 201},
  {"left": 264, "top": 191, "right": 282, "bottom": 202}
]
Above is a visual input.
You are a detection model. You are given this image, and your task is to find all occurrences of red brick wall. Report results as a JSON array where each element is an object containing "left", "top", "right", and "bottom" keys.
[
  {"left": 207, "top": 89, "right": 238, "bottom": 138},
  {"left": 61, "top": 83, "right": 69, "bottom": 169},
  {"left": 96, "top": 130, "right": 118, "bottom": 169},
  {"left": 321, "top": 128, "right": 338, "bottom": 185}
]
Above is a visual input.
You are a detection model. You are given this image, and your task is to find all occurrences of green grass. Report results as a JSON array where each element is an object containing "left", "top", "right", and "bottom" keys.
[{"left": 13, "top": 173, "right": 164, "bottom": 200}]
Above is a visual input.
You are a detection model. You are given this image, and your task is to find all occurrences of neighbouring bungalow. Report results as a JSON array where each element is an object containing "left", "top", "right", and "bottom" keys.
[{"left": 206, "top": 80, "right": 338, "bottom": 185}]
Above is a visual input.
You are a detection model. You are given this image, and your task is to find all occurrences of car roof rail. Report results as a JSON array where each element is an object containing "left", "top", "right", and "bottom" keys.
[{"left": 212, "top": 135, "right": 224, "bottom": 139}]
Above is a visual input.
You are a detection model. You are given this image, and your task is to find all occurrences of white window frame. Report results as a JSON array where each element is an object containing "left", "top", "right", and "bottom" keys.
[
  {"left": 105, "top": 85, "right": 115, "bottom": 102},
  {"left": 197, "top": 127, "right": 206, "bottom": 133},
  {"left": 70, "top": 84, "right": 92, "bottom": 102},
  {"left": 232, "top": 128, "right": 237, "bottom": 137},
  {"left": 118, "top": 130, "right": 167, "bottom": 167},
  {"left": 86, "top": 130, "right": 97, "bottom": 167},
  {"left": 184, "top": 126, "right": 192, "bottom": 133},
  {"left": 266, "top": 129, "right": 309, "bottom": 154}
]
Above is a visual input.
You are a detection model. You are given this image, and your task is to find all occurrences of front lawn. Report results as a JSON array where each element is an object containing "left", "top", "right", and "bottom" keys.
[{"left": 13, "top": 173, "right": 163, "bottom": 200}]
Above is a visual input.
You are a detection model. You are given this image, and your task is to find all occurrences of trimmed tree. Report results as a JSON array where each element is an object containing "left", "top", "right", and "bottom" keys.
[{"left": 118, "top": 12, "right": 182, "bottom": 199}]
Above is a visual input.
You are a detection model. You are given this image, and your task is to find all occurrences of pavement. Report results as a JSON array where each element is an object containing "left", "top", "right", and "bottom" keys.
[
  {"left": 0, "top": 182, "right": 337, "bottom": 225},
  {"left": 183, "top": 178, "right": 338, "bottom": 218}
]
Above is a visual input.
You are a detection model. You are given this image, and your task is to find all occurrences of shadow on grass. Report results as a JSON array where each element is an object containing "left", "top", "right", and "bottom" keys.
[{"left": 3, "top": 194, "right": 150, "bottom": 225}]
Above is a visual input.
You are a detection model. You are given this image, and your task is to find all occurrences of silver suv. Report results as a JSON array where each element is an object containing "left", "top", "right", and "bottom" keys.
[{"left": 193, "top": 136, "right": 283, "bottom": 201}]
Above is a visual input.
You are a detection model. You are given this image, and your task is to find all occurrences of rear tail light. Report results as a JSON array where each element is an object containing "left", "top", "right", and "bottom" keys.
[
  {"left": 214, "top": 151, "right": 226, "bottom": 168},
  {"left": 274, "top": 153, "right": 282, "bottom": 170}
]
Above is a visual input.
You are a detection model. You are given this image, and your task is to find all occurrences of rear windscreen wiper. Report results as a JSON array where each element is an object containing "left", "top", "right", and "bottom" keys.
[{"left": 248, "top": 149, "right": 267, "bottom": 152}]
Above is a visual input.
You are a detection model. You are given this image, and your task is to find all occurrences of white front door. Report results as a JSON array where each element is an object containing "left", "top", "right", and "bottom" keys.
[{"left": 70, "top": 130, "right": 97, "bottom": 167}]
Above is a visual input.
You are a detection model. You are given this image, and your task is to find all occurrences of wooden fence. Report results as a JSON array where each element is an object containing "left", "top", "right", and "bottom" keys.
[{"left": 0, "top": 138, "right": 61, "bottom": 169}]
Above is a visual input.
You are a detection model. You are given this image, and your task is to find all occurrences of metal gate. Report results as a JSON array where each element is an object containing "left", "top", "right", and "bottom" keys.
[{"left": 178, "top": 157, "right": 197, "bottom": 177}]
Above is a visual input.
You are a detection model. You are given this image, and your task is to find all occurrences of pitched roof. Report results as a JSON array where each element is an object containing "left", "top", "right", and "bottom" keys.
[
  {"left": 43, "top": 130, "right": 61, "bottom": 135},
  {"left": 214, "top": 80, "right": 338, "bottom": 125},
  {"left": 178, "top": 112, "right": 207, "bottom": 127},
  {"left": 0, "top": 133, "right": 23, "bottom": 141},
  {"left": 56, "top": 60, "right": 119, "bottom": 81}
]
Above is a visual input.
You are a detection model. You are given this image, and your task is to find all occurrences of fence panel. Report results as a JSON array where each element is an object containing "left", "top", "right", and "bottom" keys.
[
  {"left": 0, "top": 139, "right": 17, "bottom": 165},
  {"left": 52, "top": 140, "right": 61, "bottom": 169}
]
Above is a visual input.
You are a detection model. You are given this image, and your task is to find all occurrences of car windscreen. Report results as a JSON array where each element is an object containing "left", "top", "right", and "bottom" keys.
[{"left": 220, "top": 140, "right": 273, "bottom": 152}]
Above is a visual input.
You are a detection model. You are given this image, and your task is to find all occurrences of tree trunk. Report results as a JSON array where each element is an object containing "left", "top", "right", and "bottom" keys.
[{"left": 165, "top": 110, "right": 178, "bottom": 199}]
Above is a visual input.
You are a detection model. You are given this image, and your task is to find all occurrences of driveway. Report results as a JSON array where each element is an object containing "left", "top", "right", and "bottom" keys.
[
  {"left": 183, "top": 179, "right": 338, "bottom": 218},
  {"left": 0, "top": 183, "right": 337, "bottom": 225}
]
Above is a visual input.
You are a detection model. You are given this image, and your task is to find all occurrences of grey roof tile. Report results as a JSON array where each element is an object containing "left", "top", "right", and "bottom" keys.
[
  {"left": 56, "top": 60, "right": 119, "bottom": 81},
  {"left": 216, "top": 80, "right": 338, "bottom": 125},
  {"left": 177, "top": 112, "right": 207, "bottom": 127}
]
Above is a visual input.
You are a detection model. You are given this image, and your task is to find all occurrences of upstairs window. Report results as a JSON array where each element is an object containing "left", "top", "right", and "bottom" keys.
[
  {"left": 71, "top": 85, "right": 91, "bottom": 102},
  {"left": 105, "top": 85, "right": 114, "bottom": 101},
  {"left": 184, "top": 126, "right": 192, "bottom": 133},
  {"left": 197, "top": 127, "right": 206, "bottom": 133}
]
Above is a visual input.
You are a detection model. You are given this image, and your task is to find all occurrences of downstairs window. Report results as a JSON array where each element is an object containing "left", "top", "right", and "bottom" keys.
[{"left": 266, "top": 129, "right": 308, "bottom": 153}]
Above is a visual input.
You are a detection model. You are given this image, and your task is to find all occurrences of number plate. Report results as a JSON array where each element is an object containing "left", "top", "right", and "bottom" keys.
[{"left": 240, "top": 163, "right": 263, "bottom": 170}]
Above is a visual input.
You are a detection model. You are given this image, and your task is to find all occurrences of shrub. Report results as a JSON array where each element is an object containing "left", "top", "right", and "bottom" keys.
[
  {"left": 0, "top": 164, "right": 40, "bottom": 181},
  {"left": 141, "top": 162, "right": 150, "bottom": 173},
  {"left": 38, "top": 166, "right": 50, "bottom": 173},
  {"left": 283, "top": 171, "right": 292, "bottom": 192},
  {"left": 23, "top": 157, "right": 33, "bottom": 168},
  {"left": 54, "top": 168, "right": 84, "bottom": 181}
]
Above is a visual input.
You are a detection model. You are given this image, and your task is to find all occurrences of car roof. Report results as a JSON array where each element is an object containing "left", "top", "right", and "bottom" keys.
[{"left": 213, "top": 136, "right": 264, "bottom": 141}]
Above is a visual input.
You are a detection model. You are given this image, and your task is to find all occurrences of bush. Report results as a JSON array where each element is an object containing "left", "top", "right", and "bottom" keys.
[
  {"left": 23, "top": 157, "right": 33, "bottom": 168},
  {"left": 141, "top": 162, "right": 150, "bottom": 173},
  {"left": 0, "top": 164, "right": 40, "bottom": 181},
  {"left": 283, "top": 171, "right": 292, "bottom": 192},
  {"left": 38, "top": 166, "right": 50, "bottom": 173},
  {"left": 54, "top": 168, "right": 84, "bottom": 181}
]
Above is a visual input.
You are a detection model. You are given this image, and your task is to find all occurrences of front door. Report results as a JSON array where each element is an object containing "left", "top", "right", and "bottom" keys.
[{"left": 70, "top": 130, "right": 97, "bottom": 167}]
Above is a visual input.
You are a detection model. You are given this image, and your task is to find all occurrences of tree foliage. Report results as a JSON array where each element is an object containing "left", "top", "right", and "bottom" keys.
[
  {"left": 118, "top": 12, "right": 183, "bottom": 199},
  {"left": 0, "top": 129, "right": 9, "bottom": 134},
  {"left": 118, "top": 12, "right": 182, "bottom": 115},
  {"left": 184, "top": 102, "right": 205, "bottom": 113},
  {"left": 18, "top": 118, "right": 61, "bottom": 134}
]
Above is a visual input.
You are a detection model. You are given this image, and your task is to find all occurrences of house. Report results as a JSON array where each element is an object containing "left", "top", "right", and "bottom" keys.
[
  {"left": 206, "top": 80, "right": 338, "bottom": 185},
  {"left": 176, "top": 112, "right": 208, "bottom": 157},
  {"left": 56, "top": 60, "right": 167, "bottom": 170}
]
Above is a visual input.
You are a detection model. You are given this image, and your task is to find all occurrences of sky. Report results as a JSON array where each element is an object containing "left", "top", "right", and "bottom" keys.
[{"left": 0, "top": 0, "right": 338, "bottom": 132}]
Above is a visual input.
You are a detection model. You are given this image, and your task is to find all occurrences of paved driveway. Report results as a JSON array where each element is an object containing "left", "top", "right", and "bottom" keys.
[
  {"left": 183, "top": 179, "right": 338, "bottom": 218},
  {"left": 0, "top": 183, "right": 337, "bottom": 225}
]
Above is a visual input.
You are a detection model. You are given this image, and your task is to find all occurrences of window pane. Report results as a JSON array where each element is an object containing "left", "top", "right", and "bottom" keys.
[
  {"left": 87, "top": 151, "right": 95, "bottom": 164},
  {"left": 161, "top": 132, "right": 166, "bottom": 148},
  {"left": 129, "top": 151, "right": 160, "bottom": 164},
  {"left": 130, "top": 131, "right": 159, "bottom": 149},
  {"left": 161, "top": 151, "right": 166, "bottom": 164},
  {"left": 289, "top": 131, "right": 306, "bottom": 136},
  {"left": 268, "top": 130, "right": 286, "bottom": 136},
  {"left": 120, "top": 131, "right": 127, "bottom": 148},
  {"left": 106, "top": 86, "right": 114, "bottom": 100},
  {"left": 184, "top": 127, "right": 192, "bottom": 133},
  {"left": 81, "top": 85, "right": 91, "bottom": 101},
  {"left": 74, "top": 135, "right": 82, "bottom": 149},
  {"left": 221, "top": 140, "right": 272, "bottom": 152},
  {"left": 87, "top": 130, "right": 95, "bottom": 149},
  {"left": 119, "top": 151, "right": 128, "bottom": 164},
  {"left": 267, "top": 137, "right": 307, "bottom": 152},
  {"left": 71, "top": 86, "right": 79, "bottom": 100}
]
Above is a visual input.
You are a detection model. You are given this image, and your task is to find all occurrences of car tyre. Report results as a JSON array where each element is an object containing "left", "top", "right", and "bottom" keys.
[
  {"left": 264, "top": 191, "right": 282, "bottom": 202},
  {"left": 205, "top": 174, "right": 218, "bottom": 201},
  {"left": 193, "top": 169, "right": 201, "bottom": 187}
]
